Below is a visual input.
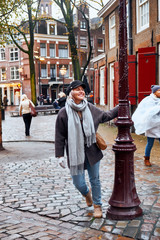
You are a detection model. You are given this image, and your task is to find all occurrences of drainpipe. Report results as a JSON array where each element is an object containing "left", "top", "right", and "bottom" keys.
[{"left": 128, "top": 0, "right": 133, "bottom": 55}]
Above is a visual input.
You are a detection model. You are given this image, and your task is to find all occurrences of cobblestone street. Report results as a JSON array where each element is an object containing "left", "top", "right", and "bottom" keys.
[{"left": 0, "top": 108, "right": 160, "bottom": 239}]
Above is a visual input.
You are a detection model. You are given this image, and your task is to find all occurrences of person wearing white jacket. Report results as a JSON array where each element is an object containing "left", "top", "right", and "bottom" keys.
[
  {"left": 132, "top": 85, "right": 160, "bottom": 166},
  {"left": 19, "top": 94, "right": 35, "bottom": 136}
]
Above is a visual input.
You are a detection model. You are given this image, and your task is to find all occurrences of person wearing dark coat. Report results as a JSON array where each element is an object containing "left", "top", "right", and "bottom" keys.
[
  {"left": 55, "top": 80, "right": 118, "bottom": 218},
  {"left": 57, "top": 92, "right": 66, "bottom": 108}
]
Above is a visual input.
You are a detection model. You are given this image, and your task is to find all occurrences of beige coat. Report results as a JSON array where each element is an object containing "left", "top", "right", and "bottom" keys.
[{"left": 19, "top": 99, "right": 35, "bottom": 115}]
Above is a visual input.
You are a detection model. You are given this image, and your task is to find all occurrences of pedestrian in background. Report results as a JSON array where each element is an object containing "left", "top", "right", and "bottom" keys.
[
  {"left": 19, "top": 94, "right": 35, "bottom": 136},
  {"left": 57, "top": 92, "right": 66, "bottom": 108},
  {"left": 55, "top": 80, "right": 118, "bottom": 218},
  {"left": 46, "top": 94, "right": 50, "bottom": 104},
  {"left": 3, "top": 95, "right": 8, "bottom": 109},
  {"left": 132, "top": 85, "right": 160, "bottom": 166},
  {"left": 39, "top": 94, "right": 44, "bottom": 105}
]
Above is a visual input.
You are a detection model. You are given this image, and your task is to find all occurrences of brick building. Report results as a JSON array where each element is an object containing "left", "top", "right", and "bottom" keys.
[
  {"left": 92, "top": 0, "right": 160, "bottom": 113},
  {"left": 0, "top": 0, "right": 105, "bottom": 105}
]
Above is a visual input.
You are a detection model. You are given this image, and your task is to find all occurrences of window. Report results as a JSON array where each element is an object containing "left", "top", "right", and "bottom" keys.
[
  {"left": 41, "top": 4, "right": 44, "bottom": 14},
  {"left": 50, "top": 44, "right": 55, "bottom": 57},
  {"left": 136, "top": 0, "right": 149, "bottom": 32},
  {"left": 109, "top": 14, "right": 116, "bottom": 49},
  {"left": 50, "top": 64, "right": 56, "bottom": 80},
  {"left": 41, "top": 64, "right": 47, "bottom": 78},
  {"left": 0, "top": 49, "right": 5, "bottom": 60},
  {"left": 158, "top": 0, "right": 160, "bottom": 21},
  {"left": 10, "top": 67, "right": 19, "bottom": 80},
  {"left": 80, "top": 21, "right": 86, "bottom": 29},
  {"left": 75, "top": 36, "right": 78, "bottom": 48},
  {"left": 10, "top": 48, "right": 18, "bottom": 61},
  {"left": 102, "top": 25, "right": 105, "bottom": 35},
  {"left": 97, "top": 38, "right": 104, "bottom": 51},
  {"left": 46, "top": 4, "right": 49, "bottom": 14},
  {"left": 40, "top": 43, "right": 46, "bottom": 57},
  {"left": 1, "top": 68, "right": 6, "bottom": 81},
  {"left": 80, "top": 36, "right": 87, "bottom": 48},
  {"left": 49, "top": 24, "right": 55, "bottom": 35},
  {"left": 91, "top": 37, "right": 94, "bottom": 49},
  {"left": 59, "top": 64, "right": 69, "bottom": 78},
  {"left": 126, "top": 2, "right": 129, "bottom": 38},
  {"left": 58, "top": 44, "right": 68, "bottom": 58}
]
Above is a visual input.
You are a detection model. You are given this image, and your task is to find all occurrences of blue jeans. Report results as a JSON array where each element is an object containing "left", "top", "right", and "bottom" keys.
[
  {"left": 72, "top": 158, "right": 102, "bottom": 206},
  {"left": 145, "top": 137, "right": 160, "bottom": 157}
]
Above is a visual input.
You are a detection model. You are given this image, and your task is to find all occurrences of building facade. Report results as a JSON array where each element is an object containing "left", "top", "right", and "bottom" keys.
[
  {"left": 0, "top": 0, "right": 105, "bottom": 105},
  {"left": 92, "top": 0, "right": 160, "bottom": 113}
]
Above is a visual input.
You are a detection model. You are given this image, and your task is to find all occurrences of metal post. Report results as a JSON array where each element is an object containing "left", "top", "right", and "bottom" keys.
[
  {"left": 106, "top": 0, "right": 142, "bottom": 220},
  {"left": 63, "top": 76, "right": 64, "bottom": 92},
  {"left": 38, "top": 61, "right": 41, "bottom": 95}
]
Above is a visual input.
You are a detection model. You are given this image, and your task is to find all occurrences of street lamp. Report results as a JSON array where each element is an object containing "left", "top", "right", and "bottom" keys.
[
  {"left": 60, "top": 65, "right": 67, "bottom": 92},
  {"left": 106, "top": 0, "right": 142, "bottom": 220}
]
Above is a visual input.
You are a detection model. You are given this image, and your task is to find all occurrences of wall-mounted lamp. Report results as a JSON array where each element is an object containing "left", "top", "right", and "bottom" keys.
[{"left": 18, "top": 67, "right": 27, "bottom": 78}]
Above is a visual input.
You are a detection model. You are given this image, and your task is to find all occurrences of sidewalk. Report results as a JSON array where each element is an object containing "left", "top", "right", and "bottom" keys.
[{"left": 0, "top": 108, "right": 160, "bottom": 239}]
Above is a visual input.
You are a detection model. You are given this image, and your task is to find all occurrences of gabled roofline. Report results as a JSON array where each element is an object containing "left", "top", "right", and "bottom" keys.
[{"left": 98, "top": 0, "right": 117, "bottom": 18}]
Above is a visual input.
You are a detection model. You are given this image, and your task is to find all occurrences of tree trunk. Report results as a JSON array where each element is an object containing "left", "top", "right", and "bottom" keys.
[
  {"left": 29, "top": 55, "right": 37, "bottom": 105},
  {"left": 68, "top": 31, "right": 81, "bottom": 80}
]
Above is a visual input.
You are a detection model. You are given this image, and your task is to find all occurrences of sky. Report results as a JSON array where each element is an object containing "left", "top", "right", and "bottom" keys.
[{"left": 52, "top": 0, "right": 109, "bottom": 20}]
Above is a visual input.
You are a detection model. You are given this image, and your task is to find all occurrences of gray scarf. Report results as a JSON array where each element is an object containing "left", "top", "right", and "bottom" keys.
[{"left": 66, "top": 98, "right": 96, "bottom": 176}]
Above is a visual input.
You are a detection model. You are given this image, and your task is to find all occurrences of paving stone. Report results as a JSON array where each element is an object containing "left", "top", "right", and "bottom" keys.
[
  {"left": 154, "top": 228, "right": 160, "bottom": 237},
  {"left": 141, "top": 223, "right": 154, "bottom": 232},
  {"left": 112, "top": 228, "right": 123, "bottom": 235},
  {"left": 128, "top": 220, "right": 141, "bottom": 227},
  {"left": 100, "top": 225, "right": 113, "bottom": 232},
  {"left": 123, "top": 227, "right": 138, "bottom": 238},
  {"left": 136, "top": 231, "right": 151, "bottom": 240},
  {"left": 116, "top": 221, "right": 128, "bottom": 228}
]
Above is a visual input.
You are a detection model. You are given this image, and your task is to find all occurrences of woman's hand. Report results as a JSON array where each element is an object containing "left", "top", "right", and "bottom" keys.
[{"left": 58, "top": 157, "right": 67, "bottom": 168}]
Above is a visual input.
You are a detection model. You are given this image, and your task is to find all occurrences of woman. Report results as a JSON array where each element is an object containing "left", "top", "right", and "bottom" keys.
[
  {"left": 132, "top": 85, "right": 160, "bottom": 166},
  {"left": 58, "top": 92, "right": 66, "bottom": 108},
  {"left": 19, "top": 94, "right": 35, "bottom": 136},
  {"left": 55, "top": 80, "right": 118, "bottom": 218}
]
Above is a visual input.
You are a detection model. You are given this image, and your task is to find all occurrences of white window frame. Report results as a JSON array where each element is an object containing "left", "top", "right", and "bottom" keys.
[
  {"left": 91, "top": 37, "right": 94, "bottom": 49},
  {"left": 46, "top": 4, "right": 49, "bottom": 14},
  {"left": 109, "top": 13, "right": 116, "bottom": 49},
  {"left": 109, "top": 63, "right": 114, "bottom": 109},
  {"left": 158, "top": 0, "right": 160, "bottom": 21},
  {"left": 58, "top": 44, "right": 68, "bottom": 58},
  {"left": 10, "top": 66, "right": 19, "bottom": 80},
  {"left": 10, "top": 48, "right": 19, "bottom": 61},
  {"left": 47, "top": 21, "right": 57, "bottom": 35},
  {"left": 102, "top": 25, "right": 105, "bottom": 35},
  {"left": 41, "top": 64, "right": 47, "bottom": 78},
  {"left": 136, "top": 0, "right": 149, "bottom": 33},
  {"left": 80, "top": 36, "right": 87, "bottom": 48},
  {"left": 41, "top": 4, "right": 44, "bottom": 14},
  {"left": 1, "top": 68, "right": 6, "bottom": 81},
  {"left": 50, "top": 64, "right": 56, "bottom": 80},
  {"left": 40, "top": 43, "right": 46, "bottom": 57},
  {"left": 126, "top": 2, "right": 129, "bottom": 39},
  {"left": 0, "top": 48, "right": 5, "bottom": 60},
  {"left": 75, "top": 36, "right": 78, "bottom": 48},
  {"left": 49, "top": 44, "right": 55, "bottom": 58},
  {"left": 80, "top": 21, "right": 86, "bottom": 30}
]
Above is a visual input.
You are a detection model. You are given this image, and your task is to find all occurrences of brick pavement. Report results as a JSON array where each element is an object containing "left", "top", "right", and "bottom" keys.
[{"left": 0, "top": 108, "right": 160, "bottom": 239}]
